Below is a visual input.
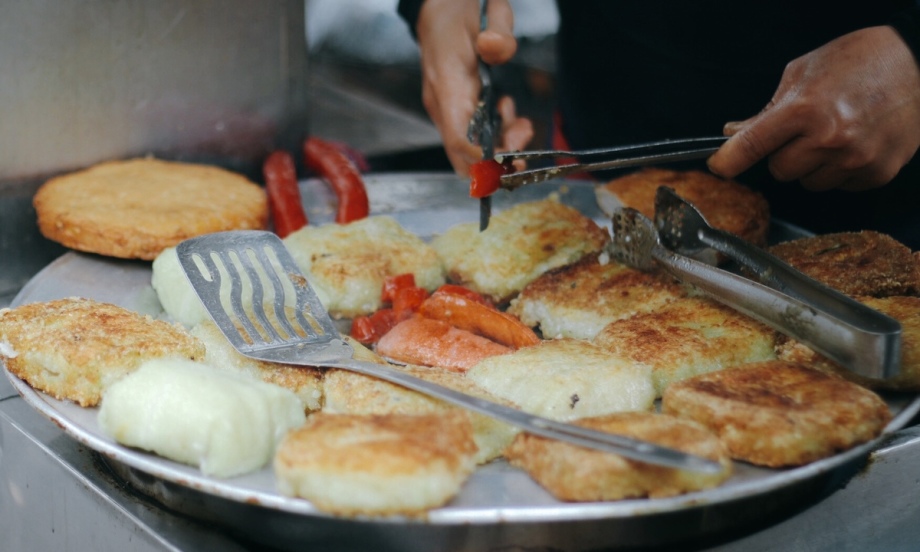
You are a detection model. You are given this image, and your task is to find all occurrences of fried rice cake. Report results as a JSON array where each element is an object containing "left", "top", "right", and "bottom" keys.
[
  {"left": 592, "top": 296, "right": 777, "bottom": 397},
  {"left": 506, "top": 411, "right": 732, "bottom": 501},
  {"left": 508, "top": 253, "right": 686, "bottom": 340},
  {"left": 777, "top": 295, "right": 920, "bottom": 391},
  {"left": 322, "top": 347, "right": 520, "bottom": 464},
  {"left": 767, "top": 231, "right": 920, "bottom": 298},
  {"left": 466, "top": 338, "right": 655, "bottom": 422},
  {"left": 190, "top": 321, "right": 325, "bottom": 412},
  {"left": 596, "top": 168, "right": 770, "bottom": 249},
  {"left": 33, "top": 158, "right": 268, "bottom": 260},
  {"left": 431, "top": 198, "right": 609, "bottom": 304},
  {"left": 274, "top": 411, "right": 477, "bottom": 516},
  {"left": 662, "top": 361, "right": 892, "bottom": 467},
  {"left": 0, "top": 297, "right": 204, "bottom": 407},
  {"left": 283, "top": 215, "right": 445, "bottom": 318}
]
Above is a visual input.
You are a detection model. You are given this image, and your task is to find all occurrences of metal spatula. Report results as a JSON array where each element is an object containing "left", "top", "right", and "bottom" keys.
[
  {"left": 175, "top": 230, "right": 721, "bottom": 473},
  {"left": 608, "top": 208, "right": 901, "bottom": 380},
  {"left": 653, "top": 185, "right": 901, "bottom": 379}
]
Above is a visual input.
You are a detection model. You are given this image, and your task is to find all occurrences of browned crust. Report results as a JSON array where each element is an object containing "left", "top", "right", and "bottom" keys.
[
  {"left": 0, "top": 297, "right": 205, "bottom": 406},
  {"left": 33, "top": 158, "right": 268, "bottom": 260},
  {"left": 768, "top": 231, "right": 920, "bottom": 298},
  {"left": 505, "top": 411, "right": 731, "bottom": 501},
  {"left": 599, "top": 168, "right": 770, "bottom": 247},
  {"left": 661, "top": 361, "right": 892, "bottom": 467}
]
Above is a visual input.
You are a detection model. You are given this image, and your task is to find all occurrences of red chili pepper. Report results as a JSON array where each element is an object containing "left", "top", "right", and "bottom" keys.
[
  {"left": 263, "top": 151, "right": 308, "bottom": 238},
  {"left": 433, "top": 284, "right": 495, "bottom": 309},
  {"left": 350, "top": 308, "right": 399, "bottom": 345},
  {"left": 469, "top": 159, "right": 509, "bottom": 199},
  {"left": 303, "top": 137, "right": 370, "bottom": 224},
  {"left": 381, "top": 273, "right": 417, "bottom": 304}
]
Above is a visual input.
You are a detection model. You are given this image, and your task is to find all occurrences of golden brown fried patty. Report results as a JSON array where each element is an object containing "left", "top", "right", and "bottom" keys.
[
  {"left": 34, "top": 158, "right": 268, "bottom": 260},
  {"left": 431, "top": 198, "right": 609, "bottom": 303},
  {"left": 596, "top": 168, "right": 770, "bottom": 248},
  {"left": 768, "top": 231, "right": 920, "bottom": 298},
  {"left": 274, "top": 412, "right": 477, "bottom": 516},
  {"left": 506, "top": 411, "right": 732, "bottom": 501},
  {"left": 592, "top": 296, "right": 777, "bottom": 397},
  {"left": 777, "top": 295, "right": 920, "bottom": 391},
  {"left": 662, "top": 361, "right": 892, "bottom": 467},
  {"left": 0, "top": 297, "right": 205, "bottom": 406},
  {"left": 508, "top": 253, "right": 686, "bottom": 340}
]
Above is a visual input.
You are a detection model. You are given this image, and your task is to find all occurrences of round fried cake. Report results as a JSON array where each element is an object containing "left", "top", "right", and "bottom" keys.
[
  {"left": 34, "top": 158, "right": 268, "bottom": 260},
  {"left": 0, "top": 297, "right": 205, "bottom": 406},
  {"left": 662, "top": 361, "right": 892, "bottom": 467},
  {"left": 595, "top": 167, "right": 770, "bottom": 248},
  {"left": 505, "top": 411, "right": 732, "bottom": 501}
]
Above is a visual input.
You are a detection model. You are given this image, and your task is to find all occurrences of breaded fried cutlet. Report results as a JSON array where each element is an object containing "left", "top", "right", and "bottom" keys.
[
  {"left": 592, "top": 296, "right": 777, "bottom": 397},
  {"left": 274, "top": 412, "right": 477, "bottom": 516},
  {"left": 768, "top": 231, "right": 920, "bottom": 297},
  {"left": 191, "top": 321, "right": 325, "bottom": 412},
  {"left": 506, "top": 411, "right": 732, "bottom": 501},
  {"left": 99, "top": 358, "right": 306, "bottom": 478},
  {"left": 323, "top": 361, "right": 520, "bottom": 464},
  {"left": 508, "top": 253, "right": 686, "bottom": 340},
  {"left": 0, "top": 297, "right": 204, "bottom": 407},
  {"left": 431, "top": 198, "right": 609, "bottom": 303},
  {"left": 466, "top": 338, "right": 655, "bottom": 422},
  {"left": 283, "top": 215, "right": 445, "bottom": 318},
  {"left": 777, "top": 295, "right": 920, "bottom": 391},
  {"left": 596, "top": 168, "right": 770, "bottom": 248},
  {"left": 34, "top": 158, "right": 268, "bottom": 260},
  {"left": 662, "top": 361, "right": 892, "bottom": 467}
]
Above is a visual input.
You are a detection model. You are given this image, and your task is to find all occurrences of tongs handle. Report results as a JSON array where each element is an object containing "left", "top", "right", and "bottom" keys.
[
  {"left": 649, "top": 241, "right": 902, "bottom": 380},
  {"left": 496, "top": 136, "right": 728, "bottom": 190}
]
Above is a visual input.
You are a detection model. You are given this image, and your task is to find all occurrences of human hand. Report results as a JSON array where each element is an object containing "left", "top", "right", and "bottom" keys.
[
  {"left": 416, "top": 0, "right": 534, "bottom": 176},
  {"left": 708, "top": 26, "right": 920, "bottom": 191}
]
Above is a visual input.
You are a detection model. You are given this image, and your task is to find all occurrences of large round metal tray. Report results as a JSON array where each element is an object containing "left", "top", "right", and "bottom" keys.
[{"left": 5, "top": 173, "right": 920, "bottom": 551}]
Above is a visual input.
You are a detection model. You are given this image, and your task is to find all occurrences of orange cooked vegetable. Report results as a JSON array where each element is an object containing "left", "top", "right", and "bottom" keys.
[
  {"left": 417, "top": 292, "right": 540, "bottom": 349},
  {"left": 376, "top": 317, "right": 510, "bottom": 372}
]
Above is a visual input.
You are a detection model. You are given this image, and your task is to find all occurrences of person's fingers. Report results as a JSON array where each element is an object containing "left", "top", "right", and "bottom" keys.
[
  {"left": 478, "top": 0, "right": 516, "bottom": 64},
  {"left": 707, "top": 99, "right": 801, "bottom": 178},
  {"left": 496, "top": 96, "right": 534, "bottom": 152}
]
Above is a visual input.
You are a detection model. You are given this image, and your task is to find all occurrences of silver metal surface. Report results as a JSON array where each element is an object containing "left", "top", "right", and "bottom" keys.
[
  {"left": 609, "top": 207, "right": 903, "bottom": 381},
  {"left": 654, "top": 186, "right": 902, "bottom": 379},
  {"left": 4, "top": 173, "right": 920, "bottom": 551},
  {"left": 0, "top": 0, "right": 308, "bottom": 185},
  {"left": 176, "top": 230, "right": 719, "bottom": 472}
]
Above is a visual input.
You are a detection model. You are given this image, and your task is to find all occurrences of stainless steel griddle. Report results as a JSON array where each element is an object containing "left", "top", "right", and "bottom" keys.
[{"left": 4, "top": 173, "right": 920, "bottom": 551}]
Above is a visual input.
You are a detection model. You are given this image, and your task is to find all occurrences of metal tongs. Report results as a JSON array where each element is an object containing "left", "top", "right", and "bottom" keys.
[
  {"left": 607, "top": 188, "right": 902, "bottom": 380},
  {"left": 494, "top": 136, "right": 728, "bottom": 190},
  {"left": 467, "top": 0, "right": 497, "bottom": 231}
]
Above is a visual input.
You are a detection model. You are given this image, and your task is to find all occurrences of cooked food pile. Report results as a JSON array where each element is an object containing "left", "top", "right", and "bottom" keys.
[{"left": 4, "top": 162, "right": 920, "bottom": 518}]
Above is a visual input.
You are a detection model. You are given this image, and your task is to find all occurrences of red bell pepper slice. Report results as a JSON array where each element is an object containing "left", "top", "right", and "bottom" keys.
[
  {"left": 469, "top": 159, "right": 509, "bottom": 199},
  {"left": 263, "top": 150, "right": 308, "bottom": 238},
  {"left": 303, "top": 137, "right": 370, "bottom": 224}
]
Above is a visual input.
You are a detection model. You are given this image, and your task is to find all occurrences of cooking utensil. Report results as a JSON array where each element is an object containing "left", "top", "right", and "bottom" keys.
[
  {"left": 653, "top": 186, "right": 901, "bottom": 379},
  {"left": 467, "top": 0, "right": 496, "bottom": 231},
  {"left": 494, "top": 136, "right": 727, "bottom": 190},
  {"left": 608, "top": 207, "right": 902, "bottom": 380},
  {"left": 175, "top": 229, "right": 721, "bottom": 473}
]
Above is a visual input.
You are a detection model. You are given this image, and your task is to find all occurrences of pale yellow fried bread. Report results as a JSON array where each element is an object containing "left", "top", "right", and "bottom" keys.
[
  {"left": 431, "top": 198, "right": 609, "bottom": 303},
  {"left": 0, "top": 297, "right": 205, "bottom": 406},
  {"left": 322, "top": 349, "right": 520, "bottom": 464},
  {"left": 191, "top": 321, "right": 325, "bottom": 412},
  {"left": 506, "top": 411, "right": 732, "bottom": 501},
  {"left": 283, "top": 215, "right": 445, "bottom": 318},
  {"left": 662, "top": 361, "right": 892, "bottom": 467},
  {"left": 273, "top": 412, "right": 477, "bottom": 516},
  {"left": 466, "top": 338, "right": 655, "bottom": 422},
  {"left": 592, "top": 296, "right": 777, "bottom": 397},
  {"left": 777, "top": 295, "right": 920, "bottom": 391},
  {"left": 596, "top": 168, "right": 770, "bottom": 248},
  {"left": 508, "top": 253, "right": 686, "bottom": 340},
  {"left": 34, "top": 158, "right": 268, "bottom": 260},
  {"left": 767, "top": 231, "right": 920, "bottom": 298}
]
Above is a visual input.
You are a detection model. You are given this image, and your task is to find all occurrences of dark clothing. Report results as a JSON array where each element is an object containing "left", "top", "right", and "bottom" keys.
[{"left": 399, "top": 0, "right": 920, "bottom": 247}]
